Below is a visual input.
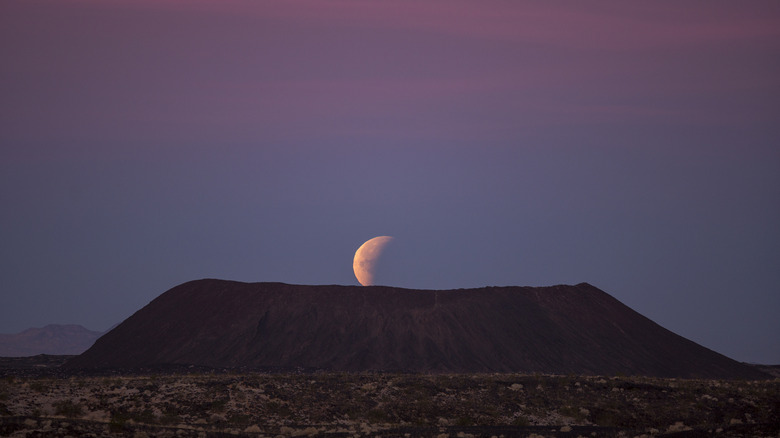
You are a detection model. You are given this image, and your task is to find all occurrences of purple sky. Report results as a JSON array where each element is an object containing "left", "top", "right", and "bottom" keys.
[{"left": 2, "top": 1, "right": 779, "bottom": 364}]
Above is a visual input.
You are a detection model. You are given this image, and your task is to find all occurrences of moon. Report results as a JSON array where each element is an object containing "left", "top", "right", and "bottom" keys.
[{"left": 353, "top": 236, "right": 394, "bottom": 286}]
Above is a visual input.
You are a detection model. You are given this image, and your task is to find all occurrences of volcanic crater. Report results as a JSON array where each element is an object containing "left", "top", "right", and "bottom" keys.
[{"left": 65, "top": 280, "right": 767, "bottom": 379}]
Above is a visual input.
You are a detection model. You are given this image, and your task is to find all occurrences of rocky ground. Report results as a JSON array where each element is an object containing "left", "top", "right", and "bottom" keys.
[{"left": 1, "top": 362, "right": 778, "bottom": 438}]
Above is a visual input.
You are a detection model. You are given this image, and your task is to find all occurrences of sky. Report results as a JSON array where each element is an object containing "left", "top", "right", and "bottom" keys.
[{"left": 1, "top": 0, "right": 779, "bottom": 364}]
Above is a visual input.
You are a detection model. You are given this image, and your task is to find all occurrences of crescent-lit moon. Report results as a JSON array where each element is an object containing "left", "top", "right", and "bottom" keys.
[{"left": 353, "top": 236, "right": 394, "bottom": 286}]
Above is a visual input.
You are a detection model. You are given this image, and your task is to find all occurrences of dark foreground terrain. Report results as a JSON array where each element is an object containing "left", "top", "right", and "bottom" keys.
[{"left": 1, "top": 366, "right": 777, "bottom": 437}]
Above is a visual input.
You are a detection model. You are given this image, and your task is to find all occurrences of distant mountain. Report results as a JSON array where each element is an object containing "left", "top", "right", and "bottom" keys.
[
  {"left": 66, "top": 280, "right": 768, "bottom": 379},
  {"left": 0, "top": 324, "right": 102, "bottom": 357}
]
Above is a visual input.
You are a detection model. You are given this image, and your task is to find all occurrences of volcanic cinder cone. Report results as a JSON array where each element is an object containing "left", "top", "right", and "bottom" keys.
[{"left": 66, "top": 280, "right": 768, "bottom": 379}]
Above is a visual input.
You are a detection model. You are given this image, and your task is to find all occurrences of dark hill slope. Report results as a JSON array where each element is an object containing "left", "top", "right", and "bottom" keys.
[{"left": 66, "top": 280, "right": 767, "bottom": 378}]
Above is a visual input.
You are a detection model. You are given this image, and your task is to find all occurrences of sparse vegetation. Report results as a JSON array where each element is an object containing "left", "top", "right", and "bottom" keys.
[
  {"left": 0, "top": 371, "right": 777, "bottom": 437},
  {"left": 28, "top": 381, "right": 48, "bottom": 393},
  {"left": 53, "top": 399, "right": 83, "bottom": 418}
]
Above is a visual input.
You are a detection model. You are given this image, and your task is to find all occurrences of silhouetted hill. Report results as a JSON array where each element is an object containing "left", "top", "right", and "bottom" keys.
[
  {"left": 66, "top": 280, "right": 768, "bottom": 379},
  {"left": 0, "top": 324, "right": 102, "bottom": 357}
]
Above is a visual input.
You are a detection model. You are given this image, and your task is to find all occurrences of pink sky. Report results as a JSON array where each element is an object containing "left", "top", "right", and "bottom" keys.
[{"left": 3, "top": 0, "right": 778, "bottom": 154}]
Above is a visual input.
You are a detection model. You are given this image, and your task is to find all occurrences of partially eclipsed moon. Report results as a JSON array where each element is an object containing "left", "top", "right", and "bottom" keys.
[{"left": 353, "top": 236, "right": 394, "bottom": 286}]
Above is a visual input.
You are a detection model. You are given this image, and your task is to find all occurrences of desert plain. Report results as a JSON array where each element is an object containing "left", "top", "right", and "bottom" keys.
[{"left": 1, "top": 357, "right": 778, "bottom": 438}]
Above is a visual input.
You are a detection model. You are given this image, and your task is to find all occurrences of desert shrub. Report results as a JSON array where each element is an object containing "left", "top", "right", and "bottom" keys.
[
  {"left": 139, "top": 382, "right": 160, "bottom": 393},
  {"left": 366, "top": 408, "right": 387, "bottom": 423},
  {"left": 244, "top": 424, "right": 262, "bottom": 433},
  {"left": 408, "top": 396, "right": 440, "bottom": 425},
  {"left": 559, "top": 405, "right": 586, "bottom": 421},
  {"left": 397, "top": 377, "right": 439, "bottom": 397},
  {"left": 159, "top": 409, "right": 182, "bottom": 425},
  {"left": 478, "top": 403, "right": 501, "bottom": 421},
  {"left": 109, "top": 412, "right": 129, "bottom": 432},
  {"left": 210, "top": 398, "right": 228, "bottom": 413},
  {"left": 29, "top": 381, "right": 48, "bottom": 393},
  {"left": 511, "top": 415, "right": 530, "bottom": 426},
  {"left": 54, "top": 400, "right": 83, "bottom": 418},
  {"left": 455, "top": 415, "right": 474, "bottom": 426},
  {"left": 589, "top": 407, "right": 620, "bottom": 427},
  {"left": 227, "top": 413, "right": 251, "bottom": 425},
  {"left": 266, "top": 400, "right": 292, "bottom": 417},
  {"left": 443, "top": 375, "right": 479, "bottom": 391},
  {"left": 132, "top": 408, "right": 156, "bottom": 424},
  {"left": 232, "top": 388, "right": 247, "bottom": 402}
]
